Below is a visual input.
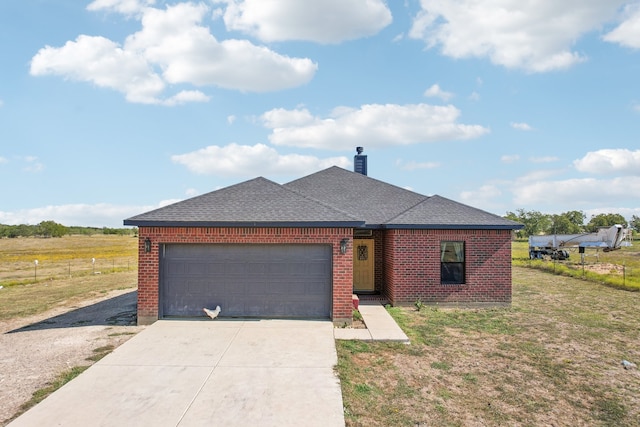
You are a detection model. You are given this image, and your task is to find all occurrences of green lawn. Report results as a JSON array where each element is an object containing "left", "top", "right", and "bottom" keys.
[{"left": 337, "top": 266, "right": 640, "bottom": 426}]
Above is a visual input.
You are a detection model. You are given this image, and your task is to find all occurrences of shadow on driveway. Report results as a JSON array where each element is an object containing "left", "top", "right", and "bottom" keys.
[{"left": 6, "top": 290, "right": 137, "bottom": 334}]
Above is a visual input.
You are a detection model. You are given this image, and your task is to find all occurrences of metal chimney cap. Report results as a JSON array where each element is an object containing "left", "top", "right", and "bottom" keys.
[{"left": 356, "top": 147, "right": 364, "bottom": 154}]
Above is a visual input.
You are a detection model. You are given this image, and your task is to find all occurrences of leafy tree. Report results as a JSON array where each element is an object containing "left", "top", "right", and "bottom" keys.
[
  {"left": 36, "top": 220, "right": 68, "bottom": 238},
  {"left": 548, "top": 210, "right": 585, "bottom": 234},
  {"left": 563, "top": 210, "right": 586, "bottom": 231},
  {"left": 630, "top": 215, "right": 640, "bottom": 234},
  {"left": 102, "top": 227, "right": 136, "bottom": 236},
  {"left": 14, "top": 224, "right": 33, "bottom": 237},
  {"left": 505, "top": 209, "right": 551, "bottom": 238},
  {"left": 586, "top": 213, "right": 627, "bottom": 232}
]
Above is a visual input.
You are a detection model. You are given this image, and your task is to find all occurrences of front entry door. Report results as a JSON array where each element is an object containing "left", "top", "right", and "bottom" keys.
[{"left": 353, "top": 239, "right": 375, "bottom": 292}]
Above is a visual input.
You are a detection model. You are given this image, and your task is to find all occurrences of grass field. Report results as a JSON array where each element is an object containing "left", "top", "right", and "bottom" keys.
[
  {"left": 512, "top": 239, "right": 640, "bottom": 290},
  {"left": 0, "top": 235, "right": 138, "bottom": 320},
  {"left": 338, "top": 266, "right": 640, "bottom": 426},
  {"left": 2, "top": 235, "right": 639, "bottom": 426},
  {"left": 0, "top": 235, "right": 138, "bottom": 287}
]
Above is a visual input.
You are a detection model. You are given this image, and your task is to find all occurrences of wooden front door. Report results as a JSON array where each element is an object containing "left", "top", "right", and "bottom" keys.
[{"left": 353, "top": 239, "right": 375, "bottom": 292}]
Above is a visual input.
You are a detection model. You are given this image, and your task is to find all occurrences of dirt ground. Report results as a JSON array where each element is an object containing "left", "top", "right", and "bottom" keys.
[
  {"left": 0, "top": 289, "right": 144, "bottom": 426},
  {"left": 581, "top": 262, "right": 625, "bottom": 274}
]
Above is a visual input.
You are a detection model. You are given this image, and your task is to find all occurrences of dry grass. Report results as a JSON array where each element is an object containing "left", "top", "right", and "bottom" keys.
[
  {"left": 0, "top": 235, "right": 138, "bottom": 320},
  {"left": 512, "top": 239, "right": 640, "bottom": 290},
  {"left": 337, "top": 266, "right": 640, "bottom": 426},
  {"left": 0, "top": 235, "right": 137, "bottom": 287}
]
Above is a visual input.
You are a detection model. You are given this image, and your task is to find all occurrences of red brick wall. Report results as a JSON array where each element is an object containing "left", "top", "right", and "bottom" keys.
[
  {"left": 372, "top": 230, "right": 385, "bottom": 293},
  {"left": 384, "top": 229, "right": 512, "bottom": 305},
  {"left": 136, "top": 226, "right": 353, "bottom": 325}
]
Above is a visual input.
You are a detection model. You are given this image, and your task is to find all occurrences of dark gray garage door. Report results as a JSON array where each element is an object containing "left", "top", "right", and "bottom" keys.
[{"left": 161, "top": 244, "right": 332, "bottom": 318}]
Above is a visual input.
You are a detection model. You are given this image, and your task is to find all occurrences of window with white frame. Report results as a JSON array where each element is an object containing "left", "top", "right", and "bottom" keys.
[{"left": 440, "top": 241, "right": 465, "bottom": 284}]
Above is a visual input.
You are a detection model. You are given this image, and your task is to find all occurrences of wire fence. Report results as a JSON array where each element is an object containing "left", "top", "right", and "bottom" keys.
[
  {"left": 0, "top": 257, "right": 138, "bottom": 287},
  {"left": 515, "top": 258, "right": 639, "bottom": 290}
]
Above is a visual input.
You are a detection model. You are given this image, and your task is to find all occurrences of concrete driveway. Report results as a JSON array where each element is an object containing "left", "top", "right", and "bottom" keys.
[{"left": 9, "top": 319, "right": 345, "bottom": 427}]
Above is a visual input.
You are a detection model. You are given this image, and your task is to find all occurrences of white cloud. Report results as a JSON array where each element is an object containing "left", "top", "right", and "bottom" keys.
[
  {"left": 0, "top": 203, "right": 157, "bottom": 228},
  {"left": 392, "top": 33, "right": 404, "bottom": 43},
  {"left": 0, "top": 99, "right": 4, "bottom": 107},
  {"left": 161, "top": 90, "right": 210, "bottom": 106},
  {"left": 513, "top": 176, "right": 640, "bottom": 206},
  {"left": 409, "top": 0, "right": 626, "bottom": 72},
  {"left": 171, "top": 143, "right": 350, "bottom": 176},
  {"left": 516, "top": 168, "right": 566, "bottom": 184},
  {"left": 214, "top": 0, "right": 392, "bottom": 43},
  {"left": 185, "top": 188, "right": 200, "bottom": 197},
  {"left": 0, "top": 156, "right": 7, "bottom": 164},
  {"left": 87, "top": 0, "right": 154, "bottom": 15},
  {"left": 23, "top": 156, "right": 44, "bottom": 173},
  {"left": 31, "top": 35, "right": 165, "bottom": 104},
  {"left": 530, "top": 156, "right": 558, "bottom": 163},
  {"left": 501, "top": 155, "right": 520, "bottom": 163},
  {"left": 573, "top": 148, "right": 640, "bottom": 176},
  {"left": 227, "top": 115, "right": 236, "bottom": 124},
  {"left": 395, "top": 159, "right": 440, "bottom": 171},
  {"left": 585, "top": 207, "right": 640, "bottom": 222},
  {"left": 424, "top": 84, "right": 454, "bottom": 101},
  {"left": 30, "top": 2, "right": 317, "bottom": 104},
  {"left": 511, "top": 122, "right": 534, "bottom": 131},
  {"left": 604, "top": 3, "right": 640, "bottom": 49},
  {"left": 261, "top": 104, "right": 489, "bottom": 150},
  {"left": 459, "top": 185, "right": 502, "bottom": 209}
]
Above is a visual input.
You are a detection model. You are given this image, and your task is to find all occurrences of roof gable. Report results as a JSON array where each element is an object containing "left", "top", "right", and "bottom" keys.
[
  {"left": 124, "top": 166, "right": 522, "bottom": 230},
  {"left": 385, "top": 195, "right": 523, "bottom": 229},
  {"left": 285, "top": 166, "right": 427, "bottom": 226},
  {"left": 124, "top": 176, "right": 363, "bottom": 227}
]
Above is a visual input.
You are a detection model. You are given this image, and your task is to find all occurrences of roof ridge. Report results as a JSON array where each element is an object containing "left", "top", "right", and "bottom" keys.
[
  {"left": 286, "top": 166, "right": 428, "bottom": 198},
  {"left": 383, "top": 195, "right": 431, "bottom": 224},
  {"left": 282, "top": 183, "right": 362, "bottom": 222},
  {"left": 123, "top": 176, "right": 277, "bottom": 221}
]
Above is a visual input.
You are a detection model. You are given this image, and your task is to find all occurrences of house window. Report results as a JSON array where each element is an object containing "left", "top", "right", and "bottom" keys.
[{"left": 441, "top": 241, "right": 465, "bottom": 284}]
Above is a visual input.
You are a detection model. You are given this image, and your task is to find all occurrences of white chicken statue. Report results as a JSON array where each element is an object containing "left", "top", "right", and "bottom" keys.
[{"left": 203, "top": 305, "right": 221, "bottom": 319}]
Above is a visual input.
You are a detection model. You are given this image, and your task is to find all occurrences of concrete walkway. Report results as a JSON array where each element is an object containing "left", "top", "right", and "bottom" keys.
[
  {"left": 9, "top": 319, "right": 345, "bottom": 427},
  {"left": 333, "top": 302, "right": 410, "bottom": 343}
]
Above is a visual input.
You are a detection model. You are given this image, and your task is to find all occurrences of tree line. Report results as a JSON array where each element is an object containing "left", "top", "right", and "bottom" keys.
[
  {"left": 0, "top": 221, "right": 137, "bottom": 238},
  {"left": 505, "top": 210, "right": 638, "bottom": 239}
]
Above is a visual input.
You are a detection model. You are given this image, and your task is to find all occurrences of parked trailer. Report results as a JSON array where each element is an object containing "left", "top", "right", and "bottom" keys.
[{"left": 529, "top": 224, "right": 629, "bottom": 260}]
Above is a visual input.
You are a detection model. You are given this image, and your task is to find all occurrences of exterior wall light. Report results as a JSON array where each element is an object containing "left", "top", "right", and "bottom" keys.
[
  {"left": 340, "top": 238, "right": 349, "bottom": 255},
  {"left": 144, "top": 237, "right": 151, "bottom": 253}
]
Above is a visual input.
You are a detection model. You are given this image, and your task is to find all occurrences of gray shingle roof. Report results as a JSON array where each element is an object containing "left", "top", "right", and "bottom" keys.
[
  {"left": 124, "top": 166, "right": 522, "bottom": 230},
  {"left": 124, "top": 176, "right": 363, "bottom": 227},
  {"left": 284, "top": 166, "right": 428, "bottom": 225},
  {"left": 385, "top": 195, "right": 521, "bottom": 229}
]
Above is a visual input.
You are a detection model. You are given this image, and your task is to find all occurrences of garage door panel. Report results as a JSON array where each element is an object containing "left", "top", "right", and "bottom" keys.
[
  {"left": 223, "top": 262, "right": 245, "bottom": 275},
  {"left": 161, "top": 244, "right": 331, "bottom": 318},
  {"left": 305, "top": 283, "right": 326, "bottom": 295},
  {"left": 186, "top": 263, "right": 206, "bottom": 275},
  {"left": 166, "top": 261, "right": 185, "bottom": 275}
]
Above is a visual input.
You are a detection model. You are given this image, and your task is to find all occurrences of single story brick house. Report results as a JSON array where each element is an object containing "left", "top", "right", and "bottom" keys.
[{"left": 125, "top": 157, "right": 522, "bottom": 325}]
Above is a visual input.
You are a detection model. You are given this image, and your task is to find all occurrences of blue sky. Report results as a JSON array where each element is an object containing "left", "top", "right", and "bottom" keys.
[{"left": 1, "top": 0, "right": 639, "bottom": 228}]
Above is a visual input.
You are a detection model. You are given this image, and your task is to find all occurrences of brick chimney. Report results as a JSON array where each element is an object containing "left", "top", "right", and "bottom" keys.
[{"left": 354, "top": 147, "right": 367, "bottom": 176}]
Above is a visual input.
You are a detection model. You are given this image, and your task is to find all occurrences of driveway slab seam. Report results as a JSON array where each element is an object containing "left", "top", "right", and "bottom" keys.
[
  {"left": 175, "top": 321, "right": 243, "bottom": 426},
  {"left": 8, "top": 319, "right": 346, "bottom": 427}
]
